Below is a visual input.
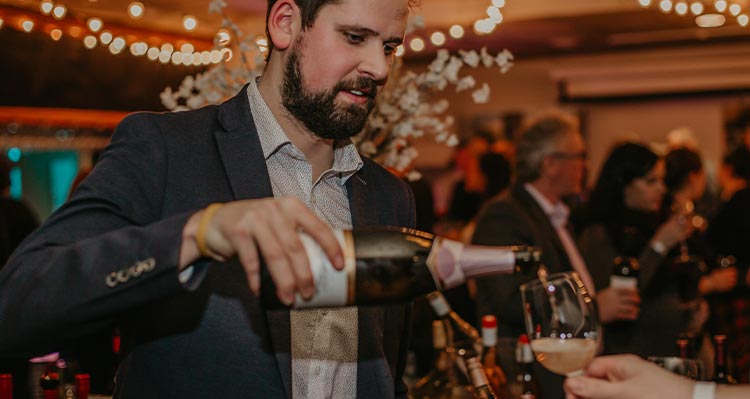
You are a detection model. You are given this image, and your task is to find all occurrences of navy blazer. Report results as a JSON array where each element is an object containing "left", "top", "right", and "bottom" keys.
[
  {"left": 471, "top": 184, "right": 572, "bottom": 399},
  {"left": 0, "top": 87, "right": 416, "bottom": 398}
]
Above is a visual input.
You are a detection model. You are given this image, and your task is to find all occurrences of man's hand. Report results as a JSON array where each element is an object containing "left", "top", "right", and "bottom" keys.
[
  {"left": 180, "top": 197, "right": 344, "bottom": 306},
  {"left": 596, "top": 287, "right": 640, "bottom": 324},
  {"left": 564, "top": 354, "right": 693, "bottom": 399}
]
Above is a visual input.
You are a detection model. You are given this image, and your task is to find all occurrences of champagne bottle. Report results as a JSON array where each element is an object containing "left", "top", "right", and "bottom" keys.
[
  {"left": 0, "top": 374, "right": 12, "bottom": 399},
  {"left": 514, "top": 334, "right": 539, "bottom": 399},
  {"left": 480, "top": 315, "right": 510, "bottom": 397},
  {"left": 411, "top": 320, "right": 473, "bottom": 399},
  {"left": 466, "top": 357, "right": 498, "bottom": 399},
  {"left": 427, "top": 292, "right": 483, "bottom": 356},
  {"left": 260, "top": 227, "right": 541, "bottom": 309},
  {"left": 712, "top": 334, "right": 737, "bottom": 384}
]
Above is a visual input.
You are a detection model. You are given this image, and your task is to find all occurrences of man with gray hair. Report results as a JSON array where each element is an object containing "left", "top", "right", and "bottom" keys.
[{"left": 472, "top": 112, "right": 639, "bottom": 399}]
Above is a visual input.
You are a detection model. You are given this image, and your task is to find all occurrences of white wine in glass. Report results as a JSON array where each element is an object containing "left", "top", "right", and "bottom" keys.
[{"left": 520, "top": 271, "right": 600, "bottom": 377}]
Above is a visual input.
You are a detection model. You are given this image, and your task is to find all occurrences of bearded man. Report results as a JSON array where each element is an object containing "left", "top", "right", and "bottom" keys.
[{"left": 0, "top": 1, "right": 419, "bottom": 398}]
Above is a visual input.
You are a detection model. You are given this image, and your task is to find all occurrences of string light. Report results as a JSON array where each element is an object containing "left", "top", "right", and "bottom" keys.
[
  {"left": 99, "top": 30, "right": 112, "bottom": 45},
  {"left": 182, "top": 15, "right": 197, "bottom": 32},
  {"left": 52, "top": 4, "right": 66, "bottom": 20},
  {"left": 180, "top": 43, "right": 194, "bottom": 53},
  {"left": 449, "top": 25, "right": 465, "bottom": 39},
  {"left": 40, "top": 0, "right": 54, "bottom": 15},
  {"left": 83, "top": 35, "right": 97, "bottom": 49},
  {"left": 87, "top": 17, "right": 103, "bottom": 32},
  {"left": 430, "top": 31, "right": 446, "bottom": 46},
  {"left": 21, "top": 20, "right": 34, "bottom": 33},
  {"left": 127, "top": 2, "right": 144, "bottom": 19},
  {"left": 638, "top": 0, "right": 748, "bottom": 27},
  {"left": 50, "top": 28, "right": 63, "bottom": 41},
  {"left": 0, "top": 18, "right": 4, "bottom": 29}
]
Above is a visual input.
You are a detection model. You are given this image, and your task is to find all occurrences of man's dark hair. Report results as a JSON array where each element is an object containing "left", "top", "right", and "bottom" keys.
[
  {"left": 724, "top": 146, "right": 750, "bottom": 181},
  {"left": 264, "top": 0, "right": 420, "bottom": 55},
  {"left": 664, "top": 147, "right": 702, "bottom": 193}
]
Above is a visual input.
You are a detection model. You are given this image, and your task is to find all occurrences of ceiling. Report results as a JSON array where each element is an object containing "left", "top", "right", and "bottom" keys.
[{"left": 2, "top": 0, "right": 750, "bottom": 58}]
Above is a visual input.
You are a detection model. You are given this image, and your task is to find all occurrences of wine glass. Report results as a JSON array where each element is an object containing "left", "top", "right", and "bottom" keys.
[{"left": 519, "top": 271, "right": 600, "bottom": 377}]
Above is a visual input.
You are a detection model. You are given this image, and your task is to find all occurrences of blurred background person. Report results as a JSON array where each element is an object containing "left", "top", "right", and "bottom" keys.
[
  {"left": 578, "top": 142, "right": 697, "bottom": 357},
  {"left": 473, "top": 112, "right": 628, "bottom": 399},
  {"left": 707, "top": 146, "right": 750, "bottom": 382}
]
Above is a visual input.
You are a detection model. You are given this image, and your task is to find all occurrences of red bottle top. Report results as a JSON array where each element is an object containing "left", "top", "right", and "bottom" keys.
[
  {"left": 482, "top": 315, "right": 497, "bottom": 329},
  {"left": 76, "top": 374, "right": 91, "bottom": 399},
  {"left": 0, "top": 374, "right": 12, "bottom": 399}
]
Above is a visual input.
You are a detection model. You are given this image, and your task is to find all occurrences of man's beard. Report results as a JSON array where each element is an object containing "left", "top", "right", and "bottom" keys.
[{"left": 281, "top": 44, "right": 379, "bottom": 140}]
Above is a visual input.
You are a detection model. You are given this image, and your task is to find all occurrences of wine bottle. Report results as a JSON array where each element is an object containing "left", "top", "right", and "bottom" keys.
[
  {"left": 259, "top": 227, "right": 541, "bottom": 309},
  {"left": 480, "top": 315, "right": 510, "bottom": 397},
  {"left": 466, "top": 357, "right": 498, "bottom": 399},
  {"left": 712, "top": 334, "right": 737, "bottom": 384},
  {"left": 411, "top": 320, "right": 473, "bottom": 399},
  {"left": 0, "top": 374, "right": 12, "bottom": 399},
  {"left": 427, "top": 292, "right": 484, "bottom": 356},
  {"left": 75, "top": 374, "right": 90, "bottom": 399},
  {"left": 610, "top": 256, "right": 639, "bottom": 289},
  {"left": 514, "top": 334, "right": 539, "bottom": 399},
  {"left": 676, "top": 338, "right": 691, "bottom": 359},
  {"left": 39, "top": 369, "right": 59, "bottom": 399}
]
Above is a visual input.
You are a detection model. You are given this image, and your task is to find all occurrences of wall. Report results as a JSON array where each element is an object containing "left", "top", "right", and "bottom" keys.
[{"left": 409, "top": 43, "right": 747, "bottom": 188}]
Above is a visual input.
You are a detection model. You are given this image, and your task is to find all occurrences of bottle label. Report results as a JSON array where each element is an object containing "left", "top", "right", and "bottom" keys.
[
  {"left": 609, "top": 275, "right": 637, "bottom": 289},
  {"left": 293, "top": 231, "right": 352, "bottom": 308}
]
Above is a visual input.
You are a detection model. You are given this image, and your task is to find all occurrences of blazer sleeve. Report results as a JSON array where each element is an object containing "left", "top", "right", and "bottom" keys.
[
  {"left": 0, "top": 113, "right": 206, "bottom": 358},
  {"left": 394, "top": 178, "right": 416, "bottom": 399},
  {"left": 471, "top": 200, "right": 536, "bottom": 334}
]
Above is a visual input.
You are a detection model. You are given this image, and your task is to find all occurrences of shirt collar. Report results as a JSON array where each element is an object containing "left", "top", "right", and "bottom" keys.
[
  {"left": 524, "top": 183, "right": 569, "bottom": 228},
  {"left": 245, "top": 79, "right": 363, "bottom": 183}
]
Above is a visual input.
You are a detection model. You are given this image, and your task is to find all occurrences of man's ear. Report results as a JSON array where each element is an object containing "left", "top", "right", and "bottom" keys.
[{"left": 267, "top": 0, "right": 297, "bottom": 51}]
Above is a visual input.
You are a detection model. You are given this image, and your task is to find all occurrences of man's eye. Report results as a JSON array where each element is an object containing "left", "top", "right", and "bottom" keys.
[
  {"left": 384, "top": 45, "right": 396, "bottom": 55},
  {"left": 346, "top": 33, "right": 364, "bottom": 43}
]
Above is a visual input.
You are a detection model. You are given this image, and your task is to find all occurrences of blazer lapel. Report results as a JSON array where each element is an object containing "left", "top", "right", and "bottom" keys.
[{"left": 215, "top": 86, "right": 292, "bottom": 399}]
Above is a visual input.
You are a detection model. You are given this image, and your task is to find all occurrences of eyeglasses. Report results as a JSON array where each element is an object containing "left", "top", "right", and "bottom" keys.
[{"left": 548, "top": 151, "right": 587, "bottom": 160}]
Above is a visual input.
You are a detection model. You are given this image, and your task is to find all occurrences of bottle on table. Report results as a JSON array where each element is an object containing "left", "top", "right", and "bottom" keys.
[
  {"left": 513, "top": 334, "right": 539, "bottom": 399},
  {"left": 411, "top": 320, "right": 472, "bottom": 399},
  {"left": 466, "top": 356, "right": 498, "bottom": 399},
  {"left": 0, "top": 374, "right": 12, "bottom": 399},
  {"left": 39, "top": 368, "right": 59, "bottom": 399},
  {"left": 427, "top": 291, "right": 483, "bottom": 356},
  {"left": 480, "top": 315, "right": 510, "bottom": 397},
  {"left": 75, "top": 374, "right": 90, "bottom": 399},
  {"left": 713, "top": 334, "right": 737, "bottom": 384},
  {"left": 258, "top": 227, "right": 541, "bottom": 309}
]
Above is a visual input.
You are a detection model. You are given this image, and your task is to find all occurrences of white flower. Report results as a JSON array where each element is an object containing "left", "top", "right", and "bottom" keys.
[
  {"left": 442, "top": 56, "right": 463, "bottom": 83},
  {"left": 481, "top": 47, "right": 494, "bottom": 68},
  {"left": 160, "top": 87, "right": 178, "bottom": 110},
  {"left": 459, "top": 50, "right": 480, "bottom": 68},
  {"left": 428, "top": 50, "right": 450, "bottom": 72},
  {"left": 446, "top": 134, "right": 459, "bottom": 147},
  {"left": 472, "top": 83, "right": 491, "bottom": 104},
  {"left": 496, "top": 49, "right": 514, "bottom": 73},
  {"left": 208, "top": 0, "right": 227, "bottom": 15},
  {"left": 456, "top": 76, "right": 476, "bottom": 92}
]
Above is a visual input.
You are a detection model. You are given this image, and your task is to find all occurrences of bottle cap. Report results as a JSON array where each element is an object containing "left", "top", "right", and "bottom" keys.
[
  {"left": 481, "top": 315, "right": 498, "bottom": 347},
  {"left": 482, "top": 315, "right": 497, "bottom": 329}
]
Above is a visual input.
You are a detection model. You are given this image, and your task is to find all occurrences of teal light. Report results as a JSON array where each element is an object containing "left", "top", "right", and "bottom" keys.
[
  {"left": 9, "top": 167, "right": 22, "bottom": 199},
  {"left": 7, "top": 147, "right": 22, "bottom": 162}
]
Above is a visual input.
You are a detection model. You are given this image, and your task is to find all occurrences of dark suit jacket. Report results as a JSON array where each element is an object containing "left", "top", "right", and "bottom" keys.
[
  {"left": 471, "top": 184, "right": 573, "bottom": 399},
  {"left": 0, "top": 87, "right": 416, "bottom": 399}
]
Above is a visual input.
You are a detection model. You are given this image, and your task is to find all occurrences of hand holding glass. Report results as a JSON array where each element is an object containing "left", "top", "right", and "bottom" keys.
[{"left": 520, "top": 271, "right": 600, "bottom": 377}]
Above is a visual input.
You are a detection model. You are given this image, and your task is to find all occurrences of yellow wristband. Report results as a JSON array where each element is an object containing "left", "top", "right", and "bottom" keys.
[{"left": 196, "top": 203, "right": 226, "bottom": 261}]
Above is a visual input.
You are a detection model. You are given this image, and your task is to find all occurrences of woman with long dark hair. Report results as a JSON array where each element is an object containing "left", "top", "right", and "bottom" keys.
[{"left": 578, "top": 142, "right": 695, "bottom": 356}]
